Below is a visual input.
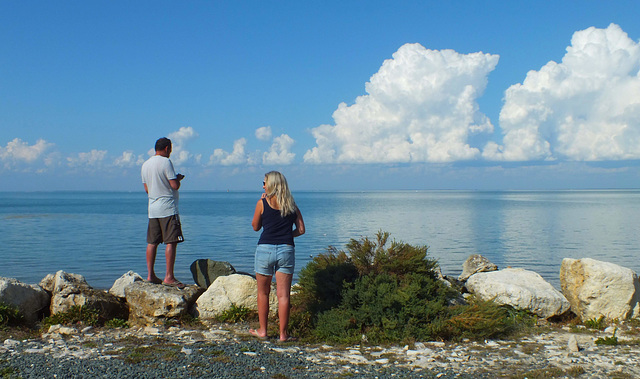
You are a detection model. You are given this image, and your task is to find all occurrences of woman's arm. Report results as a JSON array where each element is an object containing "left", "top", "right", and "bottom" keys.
[
  {"left": 292, "top": 208, "right": 305, "bottom": 237},
  {"left": 252, "top": 199, "right": 264, "bottom": 231}
]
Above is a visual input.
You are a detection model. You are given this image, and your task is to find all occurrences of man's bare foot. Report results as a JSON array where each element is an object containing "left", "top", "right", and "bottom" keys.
[{"left": 162, "top": 280, "right": 186, "bottom": 289}]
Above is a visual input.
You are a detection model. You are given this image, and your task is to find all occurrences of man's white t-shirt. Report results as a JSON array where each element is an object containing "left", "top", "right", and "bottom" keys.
[{"left": 141, "top": 155, "right": 179, "bottom": 218}]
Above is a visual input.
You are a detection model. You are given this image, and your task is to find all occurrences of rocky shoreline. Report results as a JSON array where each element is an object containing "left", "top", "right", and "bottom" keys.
[
  {"left": 2, "top": 255, "right": 640, "bottom": 377},
  {"left": 2, "top": 320, "right": 639, "bottom": 378}
]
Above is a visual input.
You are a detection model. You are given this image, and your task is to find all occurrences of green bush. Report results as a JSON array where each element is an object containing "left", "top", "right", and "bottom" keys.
[
  {"left": 215, "top": 304, "right": 257, "bottom": 323},
  {"left": 104, "top": 318, "right": 129, "bottom": 329},
  {"left": 584, "top": 316, "right": 607, "bottom": 330},
  {"left": 595, "top": 327, "right": 618, "bottom": 345},
  {"left": 313, "top": 272, "right": 453, "bottom": 344},
  {"left": 291, "top": 231, "right": 460, "bottom": 343},
  {"left": 346, "top": 231, "right": 437, "bottom": 278},
  {"left": 43, "top": 305, "right": 101, "bottom": 328},
  {"left": 294, "top": 247, "right": 358, "bottom": 316},
  {"left": 0, "top": 302, "right": 23, "bottom": 327},
  {"left": 435, "top": 299, "right": 536, "bottom": 341},
  {"left": 290, "top": 231, "right": 535, "bottom": 344}
]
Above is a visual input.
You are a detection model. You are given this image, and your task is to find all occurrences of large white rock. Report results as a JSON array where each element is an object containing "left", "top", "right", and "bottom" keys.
[
  {"left": 465, "top": 268, "right": 570, "bottom": 319},
  {"left": 125, "top": 281, "right": 203, "bottom": 325},
  {"left": 40, "top": 270, "right": 127, "bottom": 320},
  {"left": 193, "top": 274, "right": 277, "bottom": 319},
  {"left": 109, "top": 271, "right": 144, "bottom": 299},
  {"left": 560, "top": 258, "right": 640, "bottom": 321},
  {"left": 0, "top": 277, "right": 50, "bottom": 324}
]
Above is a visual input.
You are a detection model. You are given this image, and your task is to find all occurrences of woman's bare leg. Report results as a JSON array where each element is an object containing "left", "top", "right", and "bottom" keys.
[
  {"left": 275, "top": 271, "right": 293, "bottom": 341},
  {"left": 252, "top": 273, "right": 272, "bottom": 338}
]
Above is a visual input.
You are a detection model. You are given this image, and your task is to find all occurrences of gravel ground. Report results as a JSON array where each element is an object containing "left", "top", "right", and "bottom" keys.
[
  {"left": 0, "top": 329, "right": 487, "bottom": 379},
  {"left": 5, "top": 321, "right": 639, "bottom": 378}
]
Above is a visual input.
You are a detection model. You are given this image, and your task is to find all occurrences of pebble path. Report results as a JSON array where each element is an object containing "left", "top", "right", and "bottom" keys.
[{"left": 1, "top": 322, "right": 639, "bottom": 378}]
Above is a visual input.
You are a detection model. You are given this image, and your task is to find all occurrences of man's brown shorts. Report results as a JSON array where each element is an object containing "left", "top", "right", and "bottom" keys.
[{"left": 147, "top": 214, "right": 184, "bottom": 245}]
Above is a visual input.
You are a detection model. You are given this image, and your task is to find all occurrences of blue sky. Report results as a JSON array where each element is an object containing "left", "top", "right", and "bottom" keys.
[{"left": 1, "top": 1, "right": 640, "bottom": 191}]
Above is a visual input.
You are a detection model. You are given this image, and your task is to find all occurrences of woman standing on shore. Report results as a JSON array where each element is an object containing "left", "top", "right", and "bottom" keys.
[{"left": 250, "top": 171, "right": 305, "bottom": 341}]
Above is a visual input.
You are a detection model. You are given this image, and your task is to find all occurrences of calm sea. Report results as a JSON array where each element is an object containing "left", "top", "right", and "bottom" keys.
[{"left": 2, "top": 190, "right": 639, "bottom": 290}]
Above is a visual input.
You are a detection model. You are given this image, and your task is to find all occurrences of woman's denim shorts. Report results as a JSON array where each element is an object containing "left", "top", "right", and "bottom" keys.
[{"left": 254, "top": 244, "right": 295, "bottom": 276}]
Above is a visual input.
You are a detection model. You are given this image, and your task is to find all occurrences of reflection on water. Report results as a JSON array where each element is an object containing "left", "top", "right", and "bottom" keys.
[{"left": 2, "top": 190, "right": 639, "bottom": 289}]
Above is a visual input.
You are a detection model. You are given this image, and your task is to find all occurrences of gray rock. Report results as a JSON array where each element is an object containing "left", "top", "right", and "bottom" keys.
[
  {"left": 125, "top": 281, "right": 204, "bottom": 325},
  {"left": 458, "top": 254, "right": 498, "bottom": 282},
  {"left": 0, "top": 277, "right": 50, "bottom": 324},
  {"left": 39, "top": 271, "right": 88, "bottom": 293},
  {"left": 190, "top": 259, "right": 236, "bottom": 288},
  {"left": 41, "top": 270, "right": 128, "bottom": 321}
]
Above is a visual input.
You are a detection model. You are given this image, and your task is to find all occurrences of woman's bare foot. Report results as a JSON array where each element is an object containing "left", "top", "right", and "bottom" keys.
[{"left": 249, "top": 329, "right": 268, "bottom": 340}]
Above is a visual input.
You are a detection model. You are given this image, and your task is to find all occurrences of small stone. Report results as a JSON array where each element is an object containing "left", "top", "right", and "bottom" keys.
[
  {"left": 3, "top": 339, "right": 21, "bottom": 347},
  {"left": 567, "top": 335, "right": 580, "bottom": 353},
  {"left": 58, "top": 327, "right": 76, "bottom": 335},
  {"left": 144, "top": 326, "right": 160, "bottom": 335}
]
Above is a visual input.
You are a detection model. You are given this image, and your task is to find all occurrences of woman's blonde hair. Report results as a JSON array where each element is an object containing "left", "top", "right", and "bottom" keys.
[{"left": 264, "top": 171, "right": 296, "bottom": 217}]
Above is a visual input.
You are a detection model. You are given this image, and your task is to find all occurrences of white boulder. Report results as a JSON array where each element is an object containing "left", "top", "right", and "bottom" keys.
[
  {"left": 40, "top": 270, "right": 127, "bottom": 320},
  {"left": 465, "top": 268, "right": 570, "bottom": 319},
  {"left": 109, "top": 271, "right": 144, "bottom": 299},
  {"left": 124, "top": 281, "right": 203, "bottom": 325},
  {"left": 560, "top": 258, "right": 640, "bottom": 321},
  {"left": 193, "top": 274, "right": 277, "bottom": 319}
]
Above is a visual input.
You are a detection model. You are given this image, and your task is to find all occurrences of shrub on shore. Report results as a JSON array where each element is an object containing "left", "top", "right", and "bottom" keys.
[
  {"left": 289, "top": 231, "right": 534, "bottom": 344},
  {"left": 0, "top": 302, "right": 23, "bottom": 327},
  {"left": 42, "top": 305, "right": 101, "bottom": 328}
]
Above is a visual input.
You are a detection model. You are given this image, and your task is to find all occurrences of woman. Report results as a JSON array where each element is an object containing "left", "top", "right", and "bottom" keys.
[{"left": 250, "top": 171, "right": 305, "bottom": 341}]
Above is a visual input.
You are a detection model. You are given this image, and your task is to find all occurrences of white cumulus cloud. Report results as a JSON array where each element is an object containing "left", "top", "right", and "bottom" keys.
[
  {"left": 484, "top": 23, "right": 640, "bottom": 161},
  {"left": 255, "top": 126, "right": 273, "bottom": 141},
  {"left": 168, "top": 126, "right": 200, "bottom": 165},
  {"left": 0, "top": 138, "right": 53, "bottom": 169},
  {"left": 67, "top": 149, "right": 108, "bottom": 168},
  {"left": 263, "top": 134, "right": 295, "bottom": 165},
  {"left": 210, "top": 138, "right": 250, "bottom": 166},
  {"left": 304, "top": 43, "right": 499, "bottom": 164},
  {"left": 114, "top": 151, "right": 145, "bottom": 167}
]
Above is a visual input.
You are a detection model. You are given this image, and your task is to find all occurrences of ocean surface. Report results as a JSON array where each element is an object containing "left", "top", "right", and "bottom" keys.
[{"left": 2, "top": 190, "right": 639, "bottom": 290}]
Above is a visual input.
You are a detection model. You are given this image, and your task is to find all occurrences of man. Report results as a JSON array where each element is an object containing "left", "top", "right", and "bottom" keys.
[{"left": 141, "top": 137, "right": 186, "bottom": 289}]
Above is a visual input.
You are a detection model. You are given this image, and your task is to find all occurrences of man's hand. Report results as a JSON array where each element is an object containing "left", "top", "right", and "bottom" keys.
[{"left": 176, "top": 174, "right": 185, "bottom": 181}]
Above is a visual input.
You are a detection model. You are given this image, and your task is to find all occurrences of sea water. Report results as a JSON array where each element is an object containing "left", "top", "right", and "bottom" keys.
[{"left": 2, "top": 190, "right": 639, "bottom": 289}]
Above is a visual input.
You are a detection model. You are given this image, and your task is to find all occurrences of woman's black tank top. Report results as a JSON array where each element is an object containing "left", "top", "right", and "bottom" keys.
[{"left": 258, "top": 197, "right": 297, "bottom": 246}]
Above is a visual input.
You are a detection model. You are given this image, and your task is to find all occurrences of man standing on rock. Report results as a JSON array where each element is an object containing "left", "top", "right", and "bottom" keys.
[{"left": 141, "top": 137, "right": 186, "bottom": 289}]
